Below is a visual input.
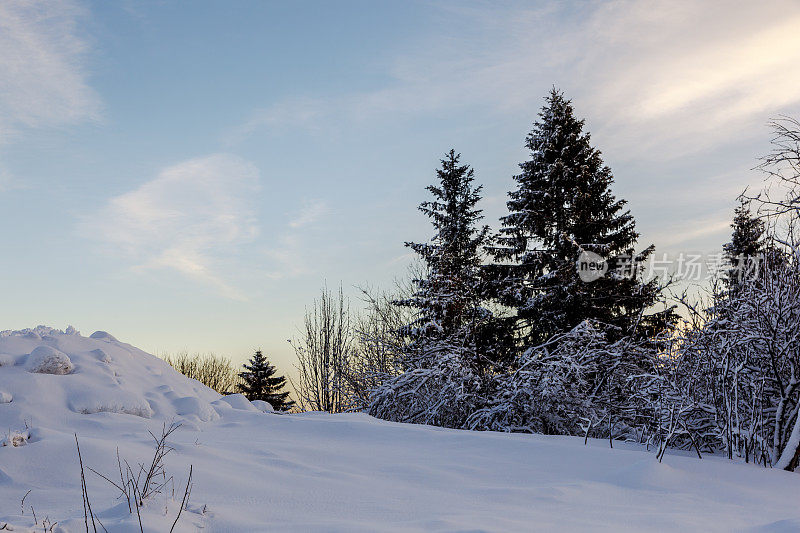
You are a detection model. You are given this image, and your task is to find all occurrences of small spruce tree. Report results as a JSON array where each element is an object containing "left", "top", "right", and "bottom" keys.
[
  {"left": 723, "top": 198, "right": 765, "bottom": 292},
  {"left": 238, "top": 350, "right": 295, "bottom": 411}
]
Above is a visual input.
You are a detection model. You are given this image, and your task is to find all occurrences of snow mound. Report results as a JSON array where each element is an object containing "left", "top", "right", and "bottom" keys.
[
  {"left": 174, "top": 395, "right": 220, "bottom": 422},
  {"left": 213, "top": 393, "right": 259, "bottom": 412},
  {"left": 91, "top": 347, "right": 112, "bottom": 363},
  {"left": 252, "top": 399, "right": 274, "bottom": 412},
  {"left": 0, "top": 326, "right": 221, "bottom": 427},
  {"left": 69, "top": 389, "right": 154, "bottom": 418},
  {"left": 0, "top": 326, "right": 222, "bottom": 528},
  {"left": 26, "top": 345, "right": 74, "bottom": 374},
  {"left": 90, "top": 330, "right": 118, "bottom": 342}
]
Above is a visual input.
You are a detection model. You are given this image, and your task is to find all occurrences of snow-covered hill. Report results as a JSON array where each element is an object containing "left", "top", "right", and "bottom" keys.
[{"left": 1, "top": 327, "right": 799, "bottom": 532}]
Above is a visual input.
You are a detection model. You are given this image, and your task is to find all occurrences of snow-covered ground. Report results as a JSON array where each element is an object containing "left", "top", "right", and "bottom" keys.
[{"left": 1, "top": 327, "right": 798, "bottom": 532}]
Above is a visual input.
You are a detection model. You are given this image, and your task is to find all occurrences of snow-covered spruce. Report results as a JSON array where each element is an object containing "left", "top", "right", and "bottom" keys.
[
  {"left": 369, "top": 150, "right": 497, "bottom": 429},
  {"left": 485, "top": 89, "right": 674, "bottom": 349}
]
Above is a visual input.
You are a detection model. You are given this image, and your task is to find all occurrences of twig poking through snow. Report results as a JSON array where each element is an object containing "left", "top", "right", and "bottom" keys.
[
  {"left": 170, "top": 465, "right": 193, "bottom": 533},
  {"left": 21, "top": 489, "right": 31, "bottom": 515}
]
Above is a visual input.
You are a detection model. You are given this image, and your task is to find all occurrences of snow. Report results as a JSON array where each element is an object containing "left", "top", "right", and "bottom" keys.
[
  {"left": 1, "top": 326, "right": 799, "bottom": 531},
  {"left": 213, "top": 392, "right": 260, "bottom": 412},
  {"left": 26, "top": 345, "right": 74, "bottom": 375},
  {"left": 1, "top": 429, "right": 29, "bottom": 448},
  {"left": 89, "top": 330, "right": 118, "bottom": 342},
  {"left": 251, "top": 399, "right": 274, "bottom": 412}
]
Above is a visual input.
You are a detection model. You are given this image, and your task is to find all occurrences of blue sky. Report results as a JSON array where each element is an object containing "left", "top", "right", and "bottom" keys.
[{"left": 2, "top": 0, "right": 800, "bottom": 373}]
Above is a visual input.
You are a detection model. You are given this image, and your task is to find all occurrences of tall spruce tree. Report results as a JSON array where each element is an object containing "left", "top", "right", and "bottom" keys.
[
  {"left": 488, "top": 89, "right": 672, "bottom": 347},
  {"left": 368, "top": 150, "right": 494, "bottom": 427},
  {"left": 238, "top": 350, "right": 295, "bottom": 411},
  {"left": 723, "top": 198, "right": 765, "bottom": 292}
]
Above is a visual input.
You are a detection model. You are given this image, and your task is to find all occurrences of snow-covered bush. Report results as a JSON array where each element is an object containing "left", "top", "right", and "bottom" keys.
[
  {"left": 628, "top": 332, "right": 719, "bottom": 460},
  {"left": 368, "top": 343, "right": 484, "bottom": 429},
  {"left": 342, "top": 286, "right": 409, "bottom": 411},
  {"left": 2, "top": 429, "right": 30, "bottom": 447},
  {"left": 467, "top": 320, "right": 644, "bottom": 437},
  {"left": 706, "top": 245, "right": 800, "bottom": 469},
  {"left": 26, "top": 345, "right": 74, "bottom": 375},
  {"left": 633, "top": 237, "right": 800, "bottom": 469},
  {"left": 627, "top": 121, "right": 800, "bottom": 468}
]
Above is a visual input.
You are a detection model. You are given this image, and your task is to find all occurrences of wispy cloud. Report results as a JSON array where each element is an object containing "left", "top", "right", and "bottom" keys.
[
  {"left": 0, "top": 0, "right": 100, "bottom": 142},
  {"left": 226, "top": 96, "right": 329, "bottom": 145},
  {"left": 0, "top": 165, "right": 14, "bottom": 192},
  {"left": 650, "top": 214, "right": 732, "bottom": 249},
  {"left": 263, "top": 235, "right": 308, "bottom": 280},
  {"left": 573, "top": 1, "right": 800, "bottom": 156},
  {"left": 233, "top": 1, "right": 800, "bottom": 160},
  {"left": 227, "top": 1, "right": 800, "bottom": 259},
  {"left": 263, "top": 200, "right": 332, "bottom": 279},
  {"left": 81, "top": 154, "right": 260, "bottom": 299},
  {"left": 289, "top": 199, "right": 330, "bottom": 229}
]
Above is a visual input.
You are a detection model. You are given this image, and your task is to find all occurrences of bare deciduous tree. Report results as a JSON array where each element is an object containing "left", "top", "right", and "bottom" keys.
[
  {"left": 341, "top": 287, "right": 406, "bottom": 410},
  {"left": 748, "top": 116, "right": 800, "bottom": 219},
  {"left": 291, "top": 285, "right": 353, "bottom": 413}
]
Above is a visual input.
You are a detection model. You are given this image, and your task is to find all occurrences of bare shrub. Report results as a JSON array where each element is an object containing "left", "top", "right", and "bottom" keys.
[
  {"left": 162, "top": 352, "right": 242, "bottom": 394},
  {"left": 79, "top": 422, "right": 195, "bottom": 533},
  {"left": 342, "top": 286, "right": 408, "bottom": 410}
]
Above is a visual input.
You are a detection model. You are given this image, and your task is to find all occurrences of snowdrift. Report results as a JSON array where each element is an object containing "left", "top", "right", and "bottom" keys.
[{"left": 1, "top": 326, "right": 799, "bottom": 532}]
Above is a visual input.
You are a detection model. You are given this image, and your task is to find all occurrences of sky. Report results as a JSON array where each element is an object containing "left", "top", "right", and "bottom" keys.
[{"left": 2, "top": 0, "right": 800, "bottom": 374}]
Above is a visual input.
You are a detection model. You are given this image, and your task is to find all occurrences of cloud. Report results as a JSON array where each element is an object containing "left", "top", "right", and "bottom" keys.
[
  {"left": 289, "top": 199, "right": 330, "bottom": 229},
  {"left": 0, "top": 0, "right": 100, "bottom": 141},
  {"left": 226, "top": 96, "right": 329, "bottom": 145},
  {"left": 0, "top": 166, "right": 13, "bottom": 192},
  {"left": 572, "top": 1, "right": 800, "bottom": 156},
  {"left": 82, "top": 154, "right": 260, "bottom": 299},
  {"left": 262, "top": 201, "right": 331, "bottom": 279},
  {"left": 650, "top": 215, "right": 732, "bottom": 249},
  {"left": 263, "top": 235, "right": 308, "bottom": 280},
  {"left": 234, "top": 1, "right": 800, "bottom": 160}
]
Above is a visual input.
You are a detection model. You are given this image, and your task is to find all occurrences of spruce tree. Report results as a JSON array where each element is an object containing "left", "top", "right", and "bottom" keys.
[
  {"left": 369, "top": 150, "right": 494, "bottom": 427},
  {"left": 488, "top": 89, "right": 672, "bottom": 346},
  {"left": 722, "top": 198, "right": 765, "bottom": 292},
  {"left": 238, "top": 350, "right": 295, "bottom": 411},
  {"left": 398, "top": 149, "right": 492, "bottom": 367}
]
